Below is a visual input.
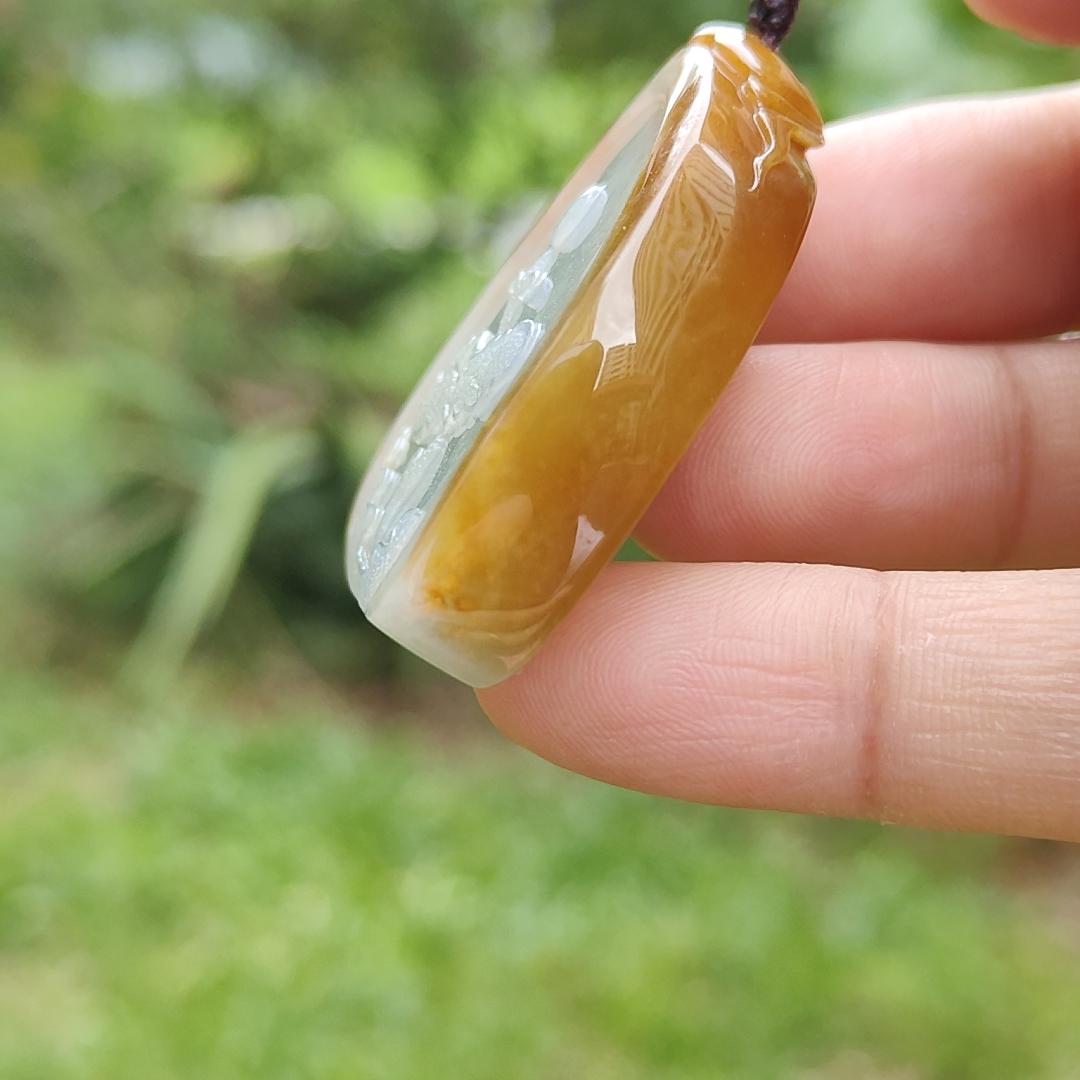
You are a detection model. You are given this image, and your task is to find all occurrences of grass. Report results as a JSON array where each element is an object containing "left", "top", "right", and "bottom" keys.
[{"left": 2, "top": 670, "right": 1079, "bottom": 1080}]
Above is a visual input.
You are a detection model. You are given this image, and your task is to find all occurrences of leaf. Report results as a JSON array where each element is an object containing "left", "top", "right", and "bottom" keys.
[{"left": 124, "top": 426, "right": 319, "bottom": 689}]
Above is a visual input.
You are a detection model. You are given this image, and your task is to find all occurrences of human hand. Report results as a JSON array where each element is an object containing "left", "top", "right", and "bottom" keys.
[{"left": 478, "top": 0, "right": 1080, "bottom": 842}]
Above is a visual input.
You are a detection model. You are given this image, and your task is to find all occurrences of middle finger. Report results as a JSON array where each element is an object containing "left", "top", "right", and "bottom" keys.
[{"left": 636, "top": 338, "right": 1080, "bottom": 570}]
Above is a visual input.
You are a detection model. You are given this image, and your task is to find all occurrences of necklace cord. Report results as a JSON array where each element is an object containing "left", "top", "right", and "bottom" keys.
[{"left": 747, "top": 0, "right": 800, "bottom": 50}]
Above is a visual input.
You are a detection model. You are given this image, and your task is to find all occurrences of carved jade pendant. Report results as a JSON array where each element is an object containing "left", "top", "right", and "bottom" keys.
[{"left": 346, "top": 22, "right": 823, "bottom": 686}]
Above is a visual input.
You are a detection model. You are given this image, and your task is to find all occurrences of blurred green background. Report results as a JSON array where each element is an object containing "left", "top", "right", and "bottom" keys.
[{"left": 2, "top": 0, "right": 1079, "bottom": 1076}]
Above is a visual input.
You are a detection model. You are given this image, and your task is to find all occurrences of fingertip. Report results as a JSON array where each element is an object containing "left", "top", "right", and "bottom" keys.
[
  {"left": 477, "top": 562, "right": 875, "bottom": 812},
  {"left": 477, "top": 564, "right": 654, "bottom": 762}
]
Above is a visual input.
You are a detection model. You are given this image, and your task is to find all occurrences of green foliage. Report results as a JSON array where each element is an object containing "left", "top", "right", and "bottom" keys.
[
  {"left": 124, "top": 426, "right": 319, "bottom": 687},
  {"left": 2, "top": 0, "right": 1076, "bottom": 683},
  {"left": 2, "top": 670, "right": 1079, "bottom": 1079}
]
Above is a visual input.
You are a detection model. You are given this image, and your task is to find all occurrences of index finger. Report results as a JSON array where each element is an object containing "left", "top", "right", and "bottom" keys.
[
  {"left": 760, "top": 85, "right": 1080, "bottom": 344},
  {"left": 967, "top": 0, "right": 1080, "bottom": 44}
]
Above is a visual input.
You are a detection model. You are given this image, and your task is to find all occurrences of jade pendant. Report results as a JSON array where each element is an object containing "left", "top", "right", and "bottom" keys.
[{"left": 346, "top": 22, "right": 823, "bottom": 686}]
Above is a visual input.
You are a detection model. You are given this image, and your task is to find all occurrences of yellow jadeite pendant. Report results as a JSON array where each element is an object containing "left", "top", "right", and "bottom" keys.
[{"left": 346, "top": 20, "right": 823, "bottom": 686}]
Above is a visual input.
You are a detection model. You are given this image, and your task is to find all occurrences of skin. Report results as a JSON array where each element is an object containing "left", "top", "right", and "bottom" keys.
[{"left": 479, "top": 0, "right": 1080, "bottom": 842}]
